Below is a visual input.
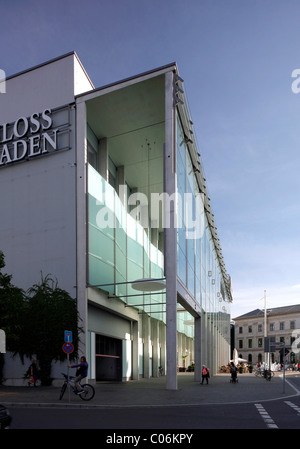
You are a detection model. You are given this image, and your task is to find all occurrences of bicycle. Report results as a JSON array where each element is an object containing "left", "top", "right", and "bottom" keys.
[
  {"left": 59, "top": 373, "right": 95, "bottom": 401},
  {"left": 254, "top": 368, "right": 263, "bottom": 377},
  {"left": 263, "top": 369, "right": 274, "bottom": 381}
]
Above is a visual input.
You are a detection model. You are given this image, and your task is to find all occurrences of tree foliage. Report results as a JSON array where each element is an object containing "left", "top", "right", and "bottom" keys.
[
  {"left": 23, "top": 274, "right": 83, "bottom": 385},
  {"left": 0, "top": 251, "right": 83, "bottom": 385},
  {"left": 0, "top": 251, "right": 25, "bottom": 355}
]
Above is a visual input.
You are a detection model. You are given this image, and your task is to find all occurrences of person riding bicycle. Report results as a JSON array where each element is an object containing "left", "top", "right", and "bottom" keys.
[{"left": 68, "top": 356, "right": 88, "bottom": 394}]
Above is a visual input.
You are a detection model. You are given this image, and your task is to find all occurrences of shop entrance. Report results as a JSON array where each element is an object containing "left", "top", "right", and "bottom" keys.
[{"left": 96, "top": 335, "right": 122, "bottom": 381}]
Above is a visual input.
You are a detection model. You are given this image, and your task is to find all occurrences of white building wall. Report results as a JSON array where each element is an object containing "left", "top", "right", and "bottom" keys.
[
  {"left": 0, "top": 54, "right": 94, "bottom": 384},
  {"left": 0, "top": 52, "right": 92, "bottom": 295},
  {"left": 0, "top": 52, "right": 93, "bottom": 123}
]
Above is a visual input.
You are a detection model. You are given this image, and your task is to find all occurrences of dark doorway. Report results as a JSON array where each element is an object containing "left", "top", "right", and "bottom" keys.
[{"left": 96, "top": 335, "right": 122, "bottom": 381}]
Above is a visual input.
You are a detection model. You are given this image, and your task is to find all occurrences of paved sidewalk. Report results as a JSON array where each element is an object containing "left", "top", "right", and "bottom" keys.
[{"left": 1, "top": 372, "right": 299, "bottom": 408}]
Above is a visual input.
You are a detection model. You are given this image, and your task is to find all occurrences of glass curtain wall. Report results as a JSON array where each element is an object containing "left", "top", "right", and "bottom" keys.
[{"left": 176, "top": 113, "right": 231, "bottom": 362}]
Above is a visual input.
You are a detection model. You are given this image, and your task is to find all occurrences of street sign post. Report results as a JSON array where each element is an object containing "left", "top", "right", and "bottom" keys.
[
  {"left": 63, "top": 333, "right": 74, "bottom": 403},
  {"left": 269, "top": 342, "right": 286, "bottom": 393},
  {"left": 62, "top": 342, "right": 74, "bottom": 354},
  {"left": 64, "top": 330, "right": 72, "bottom": 343},
  {"left": 270, "top": 341, "right": 284, "bottom": 352}
]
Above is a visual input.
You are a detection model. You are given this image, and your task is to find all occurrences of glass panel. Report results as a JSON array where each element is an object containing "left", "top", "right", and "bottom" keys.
[{"left": 88, "top": 164, "right": 165, "bottom": 318}]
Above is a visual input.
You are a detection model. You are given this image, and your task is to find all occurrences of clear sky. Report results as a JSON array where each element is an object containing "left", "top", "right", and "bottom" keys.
[{"left": 1, "top": 0, "right": 300, "bottom": 318}]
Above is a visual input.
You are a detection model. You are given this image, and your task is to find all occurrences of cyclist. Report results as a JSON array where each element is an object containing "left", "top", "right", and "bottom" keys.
[{"left": 68, "top": 356, "right": 88, "bottom": 395}]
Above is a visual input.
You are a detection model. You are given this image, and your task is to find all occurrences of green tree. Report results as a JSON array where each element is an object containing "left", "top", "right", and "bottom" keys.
[
  {"left": 0, "top": 252, "right": 25, "bottom": 349},
  {"left": 0, "top": 251, "right": 83, "bottom": 386},
  {"left": 0, "top": 251, "right": 25, "bottom": 382},
  {"left": 23, "top": 274, "right": 83, "bottom": 385}
]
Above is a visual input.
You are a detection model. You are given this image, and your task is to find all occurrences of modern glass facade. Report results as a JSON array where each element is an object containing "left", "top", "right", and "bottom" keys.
[{"left": 81, "top": 66, "right": 232, "bottom": 384}]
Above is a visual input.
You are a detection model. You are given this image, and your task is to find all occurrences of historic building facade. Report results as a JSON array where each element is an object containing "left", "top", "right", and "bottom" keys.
[{"left": 233, "top": 305, "right": 300, "bottom": 365}]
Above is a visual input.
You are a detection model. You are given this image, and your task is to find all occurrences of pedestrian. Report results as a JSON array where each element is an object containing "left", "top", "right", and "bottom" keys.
[
  {"left": 230, "top": 362, "right": 238, "bottom": 383},
  {"left": 28, "top": 359, "right": 38, "bottom": 387},
  {"left": 201, "top": 365, "right": 210, "bottom": 384},
  {"left": 68, "top": 356, "right": 88, "bottom": 394}
]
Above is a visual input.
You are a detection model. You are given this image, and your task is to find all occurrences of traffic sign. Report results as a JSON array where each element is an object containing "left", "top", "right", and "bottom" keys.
[
  {"left": 270, "top": 342, "right": 284, "bottom": 351},
  {"left": 62, "top": 342, "right": 74, "bottom": 354},
  {"left": 64, "top": 330, "right": 72, "bottom": 343}
]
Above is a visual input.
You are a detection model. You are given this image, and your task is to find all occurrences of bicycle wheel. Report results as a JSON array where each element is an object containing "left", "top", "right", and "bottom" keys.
[
  {"left": 80, "top": 384, "right": 95, "bottom": 401},
  {"left": 264, "top": 370, "right": 271, "bottom": 381},
  {"left": 59, "top": 383, "right": 67, "bottom": 400}
]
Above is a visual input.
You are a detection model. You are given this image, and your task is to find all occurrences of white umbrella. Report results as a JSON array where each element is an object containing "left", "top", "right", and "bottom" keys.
[{"left": 230, "top": 348, "right": 247, "bottom": 365}]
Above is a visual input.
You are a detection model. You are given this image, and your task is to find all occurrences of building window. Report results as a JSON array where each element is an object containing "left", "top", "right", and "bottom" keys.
[
  {"left": 270, "top": 323, "right": 274, "bottom": 331},
  {"left": 258, "top": 324, "right": 262, "bottom": 332},
  {"left": 248, "top": 326, "right": 252, "bottom": 333},
  {"left": 258, "top": 338, "right": 263, "bottom": 347},
  {"left": 88, "top": 142, "right": 98, "bottom": 170},
  {"left": 108, "top": 171, "right": 116, "bottom": 189},
  {"left": 280, "top": 337, "right": 285, "bottom": 344},
  {"left": 108, "top": 157, "right": 117, "bottom": 189},
  {"left": 280, "top": 322, "right": 284, "bottom": 330},
  {"left": 238, "top": 340, "right": 243, "bottom": 349},
  {"left": 239, "top": 327, "right": 243, "bottom": 334},
  {"left": 291, "top": 321, "right": 295, "bottom": 329},
  {"left": 248, "top": 339, "right": 252, "bottom": 349}
]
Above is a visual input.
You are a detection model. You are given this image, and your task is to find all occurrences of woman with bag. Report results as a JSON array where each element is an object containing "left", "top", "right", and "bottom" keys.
[{"left": 201, "top": 365, "right": 210, "bottom": 384}]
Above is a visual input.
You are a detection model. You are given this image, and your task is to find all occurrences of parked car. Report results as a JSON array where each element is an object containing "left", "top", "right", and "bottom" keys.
[{"left": 0, "top": 404, "right": 12, "bottom": 429}]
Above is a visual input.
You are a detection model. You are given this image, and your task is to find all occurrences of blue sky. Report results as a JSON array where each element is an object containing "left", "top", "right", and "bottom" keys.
[{"left": 1, "top": 0, "right": 300, "bottom": 317}]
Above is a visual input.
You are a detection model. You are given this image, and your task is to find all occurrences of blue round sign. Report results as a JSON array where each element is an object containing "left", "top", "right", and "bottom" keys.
[{"left": 62, "top": 342, "right": 74, "bottom": 354}]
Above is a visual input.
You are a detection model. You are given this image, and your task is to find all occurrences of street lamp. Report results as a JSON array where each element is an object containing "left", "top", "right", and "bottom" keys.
[
  {"left": 264, "top": 290, "right": 267, "bottom": 365},
  {"left": 263, "top": 290, "right": 273, "bottom": 370}
]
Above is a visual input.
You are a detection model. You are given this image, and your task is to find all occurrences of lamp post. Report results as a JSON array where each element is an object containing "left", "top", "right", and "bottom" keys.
[{"left": 264, "top": 290, "right": 268, "bottom": 367}]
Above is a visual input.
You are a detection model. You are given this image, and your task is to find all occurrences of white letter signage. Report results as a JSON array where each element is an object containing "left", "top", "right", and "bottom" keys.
[{"left": 0, "top": 107, "right": 69, "bottom": 168}]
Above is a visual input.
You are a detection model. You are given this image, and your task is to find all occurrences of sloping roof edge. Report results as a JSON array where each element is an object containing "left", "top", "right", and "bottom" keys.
[{"left": 233, "top": 304, "right": 300, "bottom": 320}]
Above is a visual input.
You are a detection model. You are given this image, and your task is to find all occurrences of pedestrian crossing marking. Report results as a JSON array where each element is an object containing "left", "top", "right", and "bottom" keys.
[
  {"left": 284, "top": 401, "right": 300, "bottom": 415},
  {"left": 254, "top": 403, "right": 279, "bottom": 429}
]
